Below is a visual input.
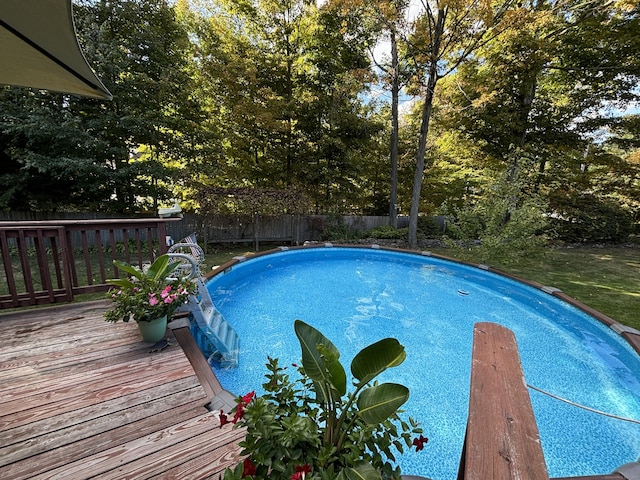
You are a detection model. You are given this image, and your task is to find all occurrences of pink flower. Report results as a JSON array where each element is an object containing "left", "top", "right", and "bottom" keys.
[
  {"left": 148, "top": 294, "right": 159, "bottom": 306},
  {"left": 163, "top": 295, "right": 174, "bottom": 304},
  {"left": 161, "top": 285, "right": 172, "bottom": 298}
]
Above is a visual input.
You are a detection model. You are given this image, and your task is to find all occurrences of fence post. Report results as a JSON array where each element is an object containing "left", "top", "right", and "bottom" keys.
[{"left": 254, "top": 213, "right": 259, "bottom": 251}]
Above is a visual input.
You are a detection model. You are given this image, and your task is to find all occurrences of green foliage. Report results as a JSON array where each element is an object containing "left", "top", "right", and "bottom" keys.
[
  {"left": 181, "top": 0, "right": 382, "bottom": 214},
  {"left": 104, "top": 254, "right": 197, "bottom": 322},
  {"left": 0, "top": 88, "right": 116, "bottom": 211},
  {"left": 196, "top": 187, "right": 311, "bottom": 215},
  {"left": 548, "top": 192, "right": 634, "bottom": 244},
  {"left": 222, "top": 320, "right": 424, "bottom": 480},
  {"left": 0, "top": 0, "right": 209, "bottom": 212},
  {"left": 417, "top": 217, "right": 443, "bottom": 238},
  {"left": 0, "top": 0, "right": 638, "bottom": 223},
  {"left": 444, "top": 175, "right": 549, "bottom": 265},
  {"left": 364, "top": 225, "right": 408, "bottom": 240},
  {"left": 321, "top": 215, "right": 364, "bottom": 242},
  {"left": 427, "top": 0, "right": 640, "bottom": 249}
]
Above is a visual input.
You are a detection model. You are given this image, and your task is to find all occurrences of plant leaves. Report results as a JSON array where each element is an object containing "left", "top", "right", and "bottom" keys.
[
  {"left": 294, "top": 320, "right": 346, "bottom": 399},
  {"left": 317, "top": 343, "right": 347, "bottom": 397},
  {"left": 146, "top": 254, "right": 177, "bottom": 280},
  {"left": 342, "top": 462, "right": 382, "bottom": 480},
  {"left": 112, "top": 259, "right": 143, "bottom": 280},
  {"left": 106, "top": 278, "right": 135, "bottom": 289},
  {"left": 351, "top": 338, "right": 406, "bottom": 385},
  {"left": 356, "top": 383, "right": 409, "bottom": 425}
]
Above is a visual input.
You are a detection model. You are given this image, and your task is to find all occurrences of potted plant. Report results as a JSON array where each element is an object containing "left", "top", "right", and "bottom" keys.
[
  {"left": 104, "top": 254, "right": 197, "bottom": 342},
  {"left": 221, "top": 320, "right": 427, "bottom": 480}
]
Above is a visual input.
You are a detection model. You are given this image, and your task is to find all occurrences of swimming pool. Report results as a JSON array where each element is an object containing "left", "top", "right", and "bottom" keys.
[{"left": 205, "top": 246, "right": 640, "bottom": 479}]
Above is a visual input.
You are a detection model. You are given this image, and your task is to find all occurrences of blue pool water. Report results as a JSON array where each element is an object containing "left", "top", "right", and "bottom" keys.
[{"left": 206, "top": 246, "right": 640, "bottom": 479}]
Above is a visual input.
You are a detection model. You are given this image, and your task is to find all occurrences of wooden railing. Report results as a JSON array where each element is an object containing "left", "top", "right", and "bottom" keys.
[{"left": 0, "top": 218, "right": 181, "bottom": 309}]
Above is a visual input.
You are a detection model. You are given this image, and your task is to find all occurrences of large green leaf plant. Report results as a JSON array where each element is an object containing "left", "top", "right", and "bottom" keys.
[{"left": 222, "top": 320, "right": 426, "bottom": 480}]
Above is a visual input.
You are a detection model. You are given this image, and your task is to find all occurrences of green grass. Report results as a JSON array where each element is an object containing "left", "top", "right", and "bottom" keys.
[
  {"left": 202, "top": 246, "right": 261, "bottom": 271},
  {"left": 490, "top": 247, "right": 640, "bottom": 329},
  {"left": 204, "top": 245, "right": 640, "bottom": 331}
]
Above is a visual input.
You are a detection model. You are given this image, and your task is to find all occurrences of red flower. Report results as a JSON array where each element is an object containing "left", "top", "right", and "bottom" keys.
[
  {"left": 291, "top": 464, "right": 311, "bottom": 479},
  {"left": 412, "top": 434, "right": 429, "bottom": 451},
  {"left": 232, "top": 403, "right": 245, "bottom": 424},
  {"left": 241, "top": 391, "right": 256, "bottom": 405},
  {"left": 231, "top": 391, "right": 255, "bottom": 424},
  {"left": 219, "top": 410, "right": 229, "bottom": 427},
  {"left": 242, "top": 458, "right": 257, "bottom": 476}
]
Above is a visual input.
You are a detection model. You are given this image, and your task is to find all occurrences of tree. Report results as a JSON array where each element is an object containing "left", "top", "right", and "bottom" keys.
[
  {"left": 0, "top": 88, "right": 114, "bottom": 210},
  {"left": 73, "top": 0, "right": 207, "bottom": 212},
  {"left": 0, "top": 0, "right": 207, "bottom": 212},
  {"left": 431, "top": 0, "right": 640, "bottom": 235},
  {"left": 344, "top": 0, "right": 413, "bottom": 225},
  {"left": 404, "top": 0, "right": 517, "bottom": 248},
  {"left": 332, "top": 0, "right": 416, "bottom": 223},
  {"left": 183, "top": 0, "right": 381, "bottom": 213}
]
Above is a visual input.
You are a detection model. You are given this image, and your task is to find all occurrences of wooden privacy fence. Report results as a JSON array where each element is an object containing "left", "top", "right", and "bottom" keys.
[
  {"left": 0, "top": 218, "right": 179, "bottom": 309},
  {"left": 0, "top": 213, "right": 402, "bottom": 252},
  {"left": 167, "top": 214, "right": 394, "bottom": 251}
]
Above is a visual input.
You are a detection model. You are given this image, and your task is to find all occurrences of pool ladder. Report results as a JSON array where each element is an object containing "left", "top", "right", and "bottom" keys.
[
  {"left": 170, "top": 252, "right": 239, "bottom": 368},
  {"left": 187, "top": 277, "right": 239, "bottom": 368}
]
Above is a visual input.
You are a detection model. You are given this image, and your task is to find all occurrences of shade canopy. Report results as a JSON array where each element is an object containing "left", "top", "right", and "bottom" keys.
[{"left": 0, "top": 0, "right": 112, "bottom": 100}]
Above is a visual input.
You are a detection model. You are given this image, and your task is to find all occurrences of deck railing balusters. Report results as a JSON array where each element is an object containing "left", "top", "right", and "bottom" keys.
[{"left": 0, "top": 218, "right": 180, "bottom": 308}]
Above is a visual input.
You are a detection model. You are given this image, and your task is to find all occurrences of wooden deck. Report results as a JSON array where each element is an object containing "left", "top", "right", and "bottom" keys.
[{"left": 0, "top": 301, "right": 244, "bottom": 479}]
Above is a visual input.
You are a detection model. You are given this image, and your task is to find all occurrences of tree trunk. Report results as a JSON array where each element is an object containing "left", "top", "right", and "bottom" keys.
[
  {"left": 503, "top": 72, "right": 538, "bottom": 225},
  {"left": 389, "top": 27, "right": 400, "bottom": 228},
  {"left": 408, "top": 7, "right": 446, "bottom": 248},
  {"left": 507, "top": 74, "right": 537, "bottom": 183}
]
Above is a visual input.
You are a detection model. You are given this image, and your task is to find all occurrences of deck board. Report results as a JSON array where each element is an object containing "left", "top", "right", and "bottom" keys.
[{"left": 0, "top": 301, "right": 242, "bottom": 479}]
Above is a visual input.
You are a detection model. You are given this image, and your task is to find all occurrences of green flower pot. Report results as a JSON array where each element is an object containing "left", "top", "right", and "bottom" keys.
[{"left": 137, "top": 315, "right": 168, "bottom": 342}]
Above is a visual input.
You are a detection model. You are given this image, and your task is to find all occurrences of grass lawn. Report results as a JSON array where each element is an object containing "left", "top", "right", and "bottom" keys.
[
  {"left": 491, "top": 247, "right": 640, "bottom": 330},
  {"left": 203, "top": 244, "right": 640, "bottom": 330}
]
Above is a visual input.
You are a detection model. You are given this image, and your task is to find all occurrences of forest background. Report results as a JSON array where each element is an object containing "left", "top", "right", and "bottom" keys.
[{"left": 1, "top": 0, "right": 639, "bottom": 250}]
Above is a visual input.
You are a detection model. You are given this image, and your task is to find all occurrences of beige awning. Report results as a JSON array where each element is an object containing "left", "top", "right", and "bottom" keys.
[{"left": 0, "top": 0, "right": 112, "bottom": 100}]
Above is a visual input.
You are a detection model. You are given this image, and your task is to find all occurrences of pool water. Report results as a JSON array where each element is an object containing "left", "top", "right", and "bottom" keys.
[{"left": 206, "top": 247, "right": 640, "bottom": 479}]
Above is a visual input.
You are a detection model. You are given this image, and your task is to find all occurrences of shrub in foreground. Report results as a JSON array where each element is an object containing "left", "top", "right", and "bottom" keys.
[{"left": 221, "top": 320, "right": 425, "bottom": 480}]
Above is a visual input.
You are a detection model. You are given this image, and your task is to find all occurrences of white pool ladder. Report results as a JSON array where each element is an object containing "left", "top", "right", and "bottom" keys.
[{"left": 169, "top": 252, "right": 239, "bottom": 368}]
